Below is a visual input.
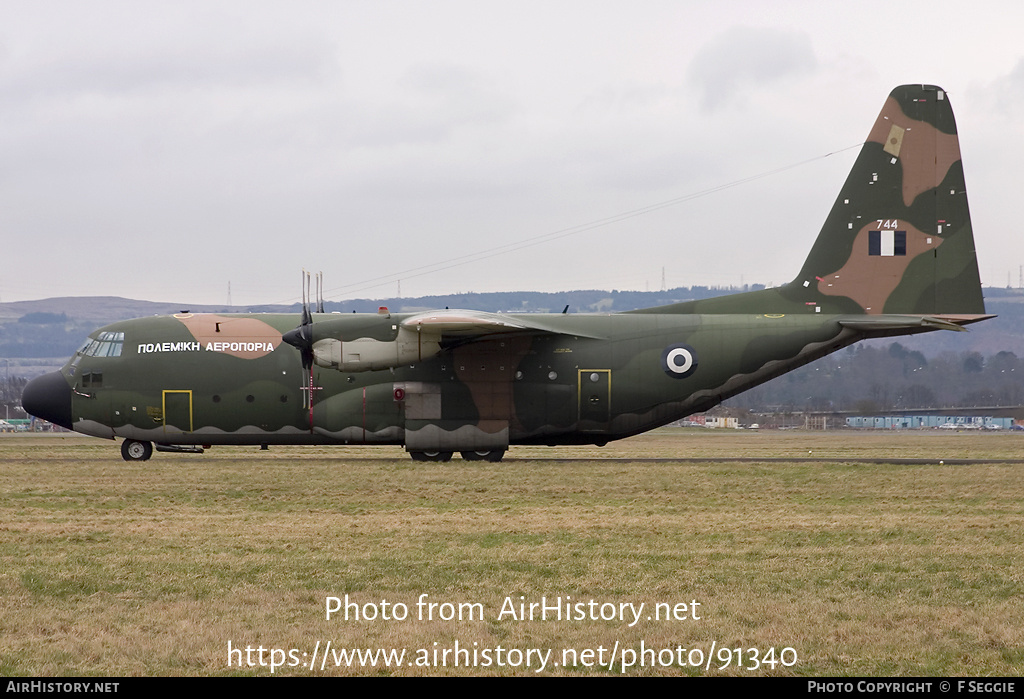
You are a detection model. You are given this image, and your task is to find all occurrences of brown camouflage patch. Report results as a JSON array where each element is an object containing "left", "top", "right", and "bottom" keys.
[
  {"left": 817, "top": 222, "right": 942, "bottom": 313},
  {"left": 453, "top": 337, "right": 531, "bottom": 431},
  {"left": 866, "top": 96, "right": 961, "bottom": 207},
  {"left": 175, "top": 314, "right": 282, "bottom": 359}
]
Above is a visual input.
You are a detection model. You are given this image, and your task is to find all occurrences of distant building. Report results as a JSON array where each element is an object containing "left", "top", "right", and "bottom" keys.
[
  {"left": 845, "top": 415, "right": 1013, "bottom": 430},
  {"left": 677, "top": 414, "right": 740, "bottom": 429}
]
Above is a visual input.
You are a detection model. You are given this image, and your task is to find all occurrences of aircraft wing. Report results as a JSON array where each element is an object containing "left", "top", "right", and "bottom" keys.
[
  {"left": 310, "top": 309, "right": 604, "bottom": 372},
  {"left": 402, "top": 309, "right": 605, "bottom": 339}
]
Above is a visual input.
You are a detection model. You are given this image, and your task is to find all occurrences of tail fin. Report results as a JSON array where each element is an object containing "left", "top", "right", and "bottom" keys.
[
  {"left": 795, "top": 84, "right": 985, "bottom": 315},
  {"left": 631, "top": 84, "right": 987, "bottom": 319}
]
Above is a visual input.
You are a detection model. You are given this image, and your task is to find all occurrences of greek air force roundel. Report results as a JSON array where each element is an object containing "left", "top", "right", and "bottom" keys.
[{"left": 662, "top": 343, "right": 698, "bottom": 379}]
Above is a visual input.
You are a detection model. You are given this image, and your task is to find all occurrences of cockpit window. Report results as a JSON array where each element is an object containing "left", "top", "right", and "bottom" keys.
[{"left": 78, "top": 331, "right": 124, "bottom": 357}]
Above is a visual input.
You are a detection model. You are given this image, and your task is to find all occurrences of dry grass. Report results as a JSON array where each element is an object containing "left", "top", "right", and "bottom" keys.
[{"left": 1, "top": 429, "right": 1022, "bottom": 676}]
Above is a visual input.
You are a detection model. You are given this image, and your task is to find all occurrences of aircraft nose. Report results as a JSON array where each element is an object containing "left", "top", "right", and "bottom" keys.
[{"left": 22, "top": 371, "right": 73, "bottom": 430}]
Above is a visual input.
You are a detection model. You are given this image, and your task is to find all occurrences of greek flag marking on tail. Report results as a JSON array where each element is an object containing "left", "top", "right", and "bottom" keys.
[{"left": 868, "top": 230, "right": 906, "bottom": 256}]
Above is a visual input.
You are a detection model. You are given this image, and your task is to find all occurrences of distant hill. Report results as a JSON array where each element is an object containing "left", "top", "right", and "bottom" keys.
[
  {"left": 0, "top": 285, "right": 758, "bottom": 323},
  {"left": 1, "top": 286, "right": 1021, "bottom": 375},
  {"left": 0, "top": 287, "right": 741, "bottom": 376},
  {"left": 0, "top": 296, "right": 253, "bottom": 324}
]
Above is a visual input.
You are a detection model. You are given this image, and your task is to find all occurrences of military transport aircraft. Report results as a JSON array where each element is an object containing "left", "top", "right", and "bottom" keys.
[{"left": 23, "top": 84, "right": 992, "bottom": 462}]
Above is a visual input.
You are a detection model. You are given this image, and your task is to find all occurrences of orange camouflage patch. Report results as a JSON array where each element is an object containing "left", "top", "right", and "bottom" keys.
[{"left": 175, "top": 314, "right": 282, "bottom": 359}]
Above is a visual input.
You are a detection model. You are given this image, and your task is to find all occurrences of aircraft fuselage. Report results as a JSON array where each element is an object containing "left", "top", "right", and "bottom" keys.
[{"left": 50, "top": 310, "right": 853, "bottom": 451}]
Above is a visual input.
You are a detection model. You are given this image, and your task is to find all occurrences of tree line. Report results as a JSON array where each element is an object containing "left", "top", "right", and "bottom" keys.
[{"left": 725, "top": 342, "right": 1023, "bottom": 413}]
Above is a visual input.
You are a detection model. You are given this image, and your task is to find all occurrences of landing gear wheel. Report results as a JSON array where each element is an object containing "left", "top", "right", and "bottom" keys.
[
  {"left": 409, "top": 450, "right": 454, "bottom": 462},
  {"left": 121, "top": 439, "right": 153, "bottom": 462},
  {"left": 460, "top": 450, "right": 505, "bottom": 462}
]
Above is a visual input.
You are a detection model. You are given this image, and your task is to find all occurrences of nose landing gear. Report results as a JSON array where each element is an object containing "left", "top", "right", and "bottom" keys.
[{"left": 121, "top": 439, "right": 153, "bottom": 461}]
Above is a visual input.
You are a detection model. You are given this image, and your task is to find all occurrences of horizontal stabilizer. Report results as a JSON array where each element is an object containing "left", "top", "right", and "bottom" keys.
[{"left": 839, "top": 313, "right": 995, "bottom": 334}]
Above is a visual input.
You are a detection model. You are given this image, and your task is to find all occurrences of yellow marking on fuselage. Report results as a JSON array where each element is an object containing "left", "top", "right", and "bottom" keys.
[{"left": 162, "top": 390, "right": 193, "bottom": 433}]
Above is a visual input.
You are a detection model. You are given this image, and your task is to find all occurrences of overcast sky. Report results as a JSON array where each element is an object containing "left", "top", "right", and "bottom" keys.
[{"left": 2, "top": 0, "right": 1023, "bottom": 306}]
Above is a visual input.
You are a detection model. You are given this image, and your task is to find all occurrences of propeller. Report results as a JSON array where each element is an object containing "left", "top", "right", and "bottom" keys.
[{"left": 282, "top": 271, "right": 317, "bottom": 422}]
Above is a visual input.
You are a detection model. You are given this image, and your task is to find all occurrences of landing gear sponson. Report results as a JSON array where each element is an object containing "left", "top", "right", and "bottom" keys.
[{"left": 118, "top": 439, "right": 506, "bottom": 463}]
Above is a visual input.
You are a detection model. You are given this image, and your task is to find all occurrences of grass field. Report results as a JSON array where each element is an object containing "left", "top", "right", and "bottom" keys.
[{"left": 1, "top": 429, "right": 1021, "bottom": 676}]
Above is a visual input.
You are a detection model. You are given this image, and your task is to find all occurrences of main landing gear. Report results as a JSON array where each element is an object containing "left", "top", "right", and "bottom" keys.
[
  {"left": 408, "top": 450, "right": 506, "bottom": 462},
  {"left": 460, "top": 449, "right": 505, "bottom": 462},
  {"left": 120, "top": 439, "right": 153, "bottom": 462},
  {"left": 409, "top": 450, "right": 453, "bottom": 462}
]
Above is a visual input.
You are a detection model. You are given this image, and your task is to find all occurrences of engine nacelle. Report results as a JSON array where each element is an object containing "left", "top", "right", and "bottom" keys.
[{"left": 312, "top": 327, "right": 441, "bottom": 372}]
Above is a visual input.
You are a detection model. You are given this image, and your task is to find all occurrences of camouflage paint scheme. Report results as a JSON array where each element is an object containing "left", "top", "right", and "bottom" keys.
[{"left": 22, "top": 85, "right": 992, "bottom": 462}]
